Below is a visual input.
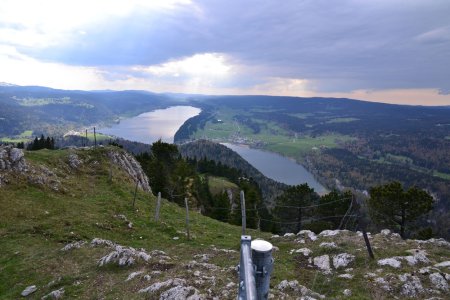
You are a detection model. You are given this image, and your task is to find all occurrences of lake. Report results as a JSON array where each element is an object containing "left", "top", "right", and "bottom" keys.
[
  {"left": 222, "top": 143, "right": 327, "bottom": 194},
  {"left": 99, "top": 106, "right": 201, "bottom": 144}
]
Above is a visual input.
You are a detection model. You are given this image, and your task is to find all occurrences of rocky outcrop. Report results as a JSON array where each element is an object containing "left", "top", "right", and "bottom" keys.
[
  {"left": 107, "top": 150, "right": 151, "bottom": 192},
  {"left": 0, "top": 146, "right": 27, "bottom": 172},
  {"left": 91, "top": 238, "right": 152, "bottom": 267},
  {"left": 0, "top": 146, "right": 60, "bottom": 190},
  {"left": 68, "top": 153, "right": 82, "bottom": 169}
]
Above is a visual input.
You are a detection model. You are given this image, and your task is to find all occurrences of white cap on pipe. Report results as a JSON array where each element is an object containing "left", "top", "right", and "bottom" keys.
[{"left": 251, "top": 239, "right": 273, "bottom": 252}]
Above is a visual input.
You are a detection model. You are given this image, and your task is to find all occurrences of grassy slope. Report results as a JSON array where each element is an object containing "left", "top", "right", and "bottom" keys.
[
  {"left": 0, "top": 148, "right": 449, "bottom": 299},
  {"left": 207, "top": 176, "right": 239, "bottom": 196},
  {"left": 0, "top": 148, "right": 274, "bottom": 299}
]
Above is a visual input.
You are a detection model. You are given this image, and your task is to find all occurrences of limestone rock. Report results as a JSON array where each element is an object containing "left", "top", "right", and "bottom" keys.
[
  {"left": 333, "top": 253, "right": 355, "bottom": 269},
  {"left": 313, "top": 255, "right": 331, "bottom": 273},
  {"left": 91, "top": 238, "right": 116, "bottom": 248},
  {"left": 403, "top": 249, "right": 430, "bottom": 265},
  {"left": 187, "top": 260, "right": 219, "bottom": 271},
  {"left": 429, "top": 273, "right": 448, "bottom": 291},
  {"left": 290, "top": 248, "right": 312, "bottom": 256},
  {"left": 211, "top": 246, "right": 237, "bottom": 254},
  {"left": 380, "top": 229, "right": 391, "bottom": 236},
  {"left": 399, "top": 273, "right": 424, "bottom": 297},
  {"left": 378, "top": 258, "right": 401, "bottom": 268},
  {"left": 126, "top": 271, "right": 144, "bottom": 281},
  {"left": 68, "top": 153, "right": 82, "bottom": 169},
  {"left": 61, "top": 240, "right": 86, "bottom": 251},
  {"left": 160, "top": 286, "right": 205, "bottom": 300},
  {"left": 319, "top": 229, "right": 347, "bottom": 237},
  {"left": 319, "top": 242, "right": 337, "bottom": 249},
  {"left": 416, "top": 238, "right": 450, "bottom": 248},
  {"left": 138, "top": 278, "right": 186, "bottom": 293},
  {"left": 21, "top": 285, "right": 37, "bottom": 297},
  {"left": 0, "top": 146, "right": 27, "bottom": 173},
  {"left": 276, "top": 280, "right": 325, "bottom": 299},
  {"left": 91, "top": 238, "right": 152, "bottom": 267},
  {"left": 41, "top": 288, "right": 64, "bottom": 299},
  {"left": 434, "top": 261, "right": 450, "bottom": 268},
  {"left": 107, "top": 150, "right": 151, "bottom": 192},
  {"left": 343, "top": 289, "right": 352, "bottom": 297},
  {"left": 297, "top": 230, "right": 317, "bottom": 241},
  {"left": 374, "top": 277, "right": 391, "bottom": 291}
]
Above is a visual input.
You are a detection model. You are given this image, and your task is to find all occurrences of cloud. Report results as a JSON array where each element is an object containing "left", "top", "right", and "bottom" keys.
[
  {"left": 0, "top": 0, "right": 449, "bottom": 103},
  {"left": 135, "top": 53, "right": 230, "bottom": 78},
  {"left": 415, "top": 26, "right": 450, "bottom": 44},
  {"left": 0, "top": 46, "right": 106, "bottom": 89}
]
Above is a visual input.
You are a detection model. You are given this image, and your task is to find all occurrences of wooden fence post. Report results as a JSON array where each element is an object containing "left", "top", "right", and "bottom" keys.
[
  {"left": 185, "top": 197, "right": 190, "bottom": 240},
  {"left": 155, "top": 192, "right": 161, "bottom": 222},
  {"left": 85, "top": 129, "right": 88, "bottom": 147},
  {"left": 93, "top": 127, "right": 97, "bottom": 148},
  {"left": 132, "top": 181, "right": 138, "bottom": 208},
  {"left": 358, "top": 213, "right": 375, "bottom": 259},
  {"left": 362, "top": 230, "right": 375, "bottom": 259},
  {"left": 108, "top": 158, "right": 112, "bottom": 183},
  {"left": 241, "top": 191, "right": 246, "bottom": 235}
]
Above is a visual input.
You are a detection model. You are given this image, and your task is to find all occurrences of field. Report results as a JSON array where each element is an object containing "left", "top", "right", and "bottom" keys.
[
  {"left": 0, "top": 130, "right": 33, "bottom": 143},
  {"left": 207, "top": 176, "right": 239, "bottom": 195},
  {"left": 192, "top": 108, "right": 354, "bottom": 161}
]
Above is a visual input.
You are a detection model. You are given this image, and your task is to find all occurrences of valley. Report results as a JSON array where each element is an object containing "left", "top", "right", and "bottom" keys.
[{"left": 1, "top": 86, "right": 450, "bottom": 239}]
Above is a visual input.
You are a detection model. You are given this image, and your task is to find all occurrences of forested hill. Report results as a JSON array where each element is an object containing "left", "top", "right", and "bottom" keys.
[
  {"left": 184, "top": 95, "right": 450, "bottom": 138},
  {"left": 0, "top": 85, "right": 176, "bottom": 136},
  {"left": 178, "top": 139, "right": 286, "bottom": 203}
]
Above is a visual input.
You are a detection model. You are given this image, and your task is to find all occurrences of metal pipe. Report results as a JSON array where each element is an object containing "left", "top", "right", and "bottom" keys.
[
  {"left": 241, "top": 191, "right": 246, "bottom": 235},
  {"left": 251, "top": 240, "right": 274, "bottom": 299},
  {"left": 238, "top": 235, "right": 257, "bottom": 300}
]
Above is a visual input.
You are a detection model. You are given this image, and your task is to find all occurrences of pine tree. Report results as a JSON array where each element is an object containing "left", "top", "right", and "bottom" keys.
[
  {"left": 274, "top": 183, "right": 318, "bottom": 234},
  {"left": 368, "top": 181, "right": 433, "bottom": 238}
]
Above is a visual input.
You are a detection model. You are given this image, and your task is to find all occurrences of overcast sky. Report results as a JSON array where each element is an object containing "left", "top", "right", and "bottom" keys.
[{"left": 1, "top": 0, "right": 450, "bottom": 105}]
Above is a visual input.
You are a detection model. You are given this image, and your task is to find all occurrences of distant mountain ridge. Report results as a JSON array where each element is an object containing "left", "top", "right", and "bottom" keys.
[{"left": 0, "top": 85, "right": 177, "bottom": 137}]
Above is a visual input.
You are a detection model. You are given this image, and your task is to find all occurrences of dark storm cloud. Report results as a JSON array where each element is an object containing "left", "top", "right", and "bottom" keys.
[{"left": 13, "top": 0, "right": 450, "bottom": 92}]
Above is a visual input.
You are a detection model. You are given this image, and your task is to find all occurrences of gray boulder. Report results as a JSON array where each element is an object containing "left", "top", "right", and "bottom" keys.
[{"left": 21, "top": 285, "right": 37, "bottom": 297}]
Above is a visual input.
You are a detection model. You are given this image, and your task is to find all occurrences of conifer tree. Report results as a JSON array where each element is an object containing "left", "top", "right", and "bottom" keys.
[{"left": 368, "top": 181, "right": 433, "bottom": 238}]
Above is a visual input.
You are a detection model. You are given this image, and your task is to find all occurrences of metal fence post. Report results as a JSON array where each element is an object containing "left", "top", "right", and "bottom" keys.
[
  {"left": 241, "top": 191, "right": 246, "bottom": 235},
  {"left": 251, "top": 240, "right": 274, "bottom": 299},
  {"left": 238, "top": 235, "right": 257, "bottom": 300}
]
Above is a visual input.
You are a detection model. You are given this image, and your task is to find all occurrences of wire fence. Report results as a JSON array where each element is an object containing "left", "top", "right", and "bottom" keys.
[{"left": 206, "top": 196, "right": 353, "bottom": 212}]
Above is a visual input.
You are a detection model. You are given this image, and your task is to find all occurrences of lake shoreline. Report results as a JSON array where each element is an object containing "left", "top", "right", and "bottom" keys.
[
  {"left": 97, "top": 106, "right": 201, "bottom": 144},
  {"left": 222, "top": 142, "right": 328, "bottom": 194}
]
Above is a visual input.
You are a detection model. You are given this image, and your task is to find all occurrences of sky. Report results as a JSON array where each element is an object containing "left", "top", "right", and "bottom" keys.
[{"left": 0, "top": 0, "right": 450, "bottom": 105}]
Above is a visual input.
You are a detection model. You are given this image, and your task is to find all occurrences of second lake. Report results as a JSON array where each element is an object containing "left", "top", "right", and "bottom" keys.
[{"left": 222, "top": 143, "right": 327, "bottom": 194}]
